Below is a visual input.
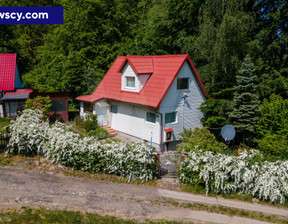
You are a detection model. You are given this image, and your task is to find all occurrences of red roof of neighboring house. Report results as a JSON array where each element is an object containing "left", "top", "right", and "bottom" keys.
[
  {"left": 1, "top": 89, "right": 33, "bottom": 100},
  {"left": 0, "top": 53, "right": 17, "bottom": 91},
  {"left": 76, "top": 54, "right": 209, "bottom": 108}
]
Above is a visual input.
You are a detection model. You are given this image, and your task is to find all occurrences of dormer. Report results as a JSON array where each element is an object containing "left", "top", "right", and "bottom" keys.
[{"left": 118, "top": 56, "right": 153, "bottom": 93}]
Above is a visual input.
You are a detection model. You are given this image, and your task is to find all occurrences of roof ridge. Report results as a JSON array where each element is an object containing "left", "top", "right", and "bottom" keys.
[{"left": 126, "top": 54, "right": 188, "bottom": 58}]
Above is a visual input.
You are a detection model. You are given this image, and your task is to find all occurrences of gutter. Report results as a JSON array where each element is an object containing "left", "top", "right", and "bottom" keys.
[{"left": 155, "top": 111, "right": 163, "bottom": 153}]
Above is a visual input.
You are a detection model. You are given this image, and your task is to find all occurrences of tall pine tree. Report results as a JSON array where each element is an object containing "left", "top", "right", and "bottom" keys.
[{"left": 229, "top": 55, "right": 260, "bottom": 144}]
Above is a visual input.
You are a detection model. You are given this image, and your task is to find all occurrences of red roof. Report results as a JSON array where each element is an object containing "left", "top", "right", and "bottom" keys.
[
  {"left": 0, "top": 53, "right": 17, "bottom": 91},
  {"left": 1, "top": 89, "right": 33, "bottom": 101},
  {"left": 76, "top": 54, "right": 209, "bottom": 108},
  {"left": 4, "top": 88, "right": 33, "bottom": 96}
]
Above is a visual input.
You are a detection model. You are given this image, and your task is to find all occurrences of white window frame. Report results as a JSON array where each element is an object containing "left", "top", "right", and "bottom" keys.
[
  {"left": 165, "top": 111, "right": 177, "bottom": 124},
  {"left": 126, "top": 76, "right": 136, "bottom": 89}
]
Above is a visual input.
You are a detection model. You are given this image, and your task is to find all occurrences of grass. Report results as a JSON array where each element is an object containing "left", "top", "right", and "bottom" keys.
[
  {"left": 154, "top": 198, "right": 288, "bottom": 224},
  {"left": 0, "top": 118, "right": 10, "bottom": 134},
  {"left": 180, "top": 182, "right": 288, "bottom": 209},
  {"left": 0, "top": 207, "right": 192, "bottom": 224}
]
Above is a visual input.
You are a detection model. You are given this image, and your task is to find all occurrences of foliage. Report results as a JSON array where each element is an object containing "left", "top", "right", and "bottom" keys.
[
  {"left": 74, "top": 114, "right": 110, "bottom": 139},
  {"left": 24, "top": 96, "right": 52, "bottom": 116},
  {"left": 178, "top": 127, "right": 226, "bottom": 153},
  {"left": 0, "top": 118, "right": 10, "bottom": 134},
  {"left": 191, "top": 0, "right": 255, "bottom": 94},
  {"left": 89, "top": 128, "right": 110, "bottom": 139},
  {"left": 258, "top": 134, "right": 288, "bottom": 160},
  {"left": 8, "top": 110, "right": 156, "bottom": 182},
  {"left": 180, "top": 149, "right": 288, "bottom": 204},
  {"left": 257, "top": 94, "right": 288, "bottom": 137},
  {"left": 200, "top": 92, "right": 234, "bottom": 128},
  {"left": 257, "top": 94, "right": 288, "bottom": 159},
  {"left": 253, "top": 0, "right": 288, "bottom": 99},
  {"left": 229, "top": 56, "right": 260, "bottom": 143},
  {"left": 83, "top": 113, "right": 98, "bottom": 133}
]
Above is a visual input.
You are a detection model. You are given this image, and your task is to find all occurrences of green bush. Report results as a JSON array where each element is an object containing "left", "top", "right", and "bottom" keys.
[
  {"left": 25, "top": 96, "right": 52, "bottom": 117},
  {"left": 89, "top": 128, "right": 110, "bottom": 139},
  {"left": 83, "top": 113, "right": 98, "bottom": 132},
  {"left": 258, "top": 134, "right": 288, "bottom": 160},
  {"left": 178, "top": 127, "right": 226, "bottom": 153},
  {"left": 256, "top": 94, "right": 288, "bottom": 159}
]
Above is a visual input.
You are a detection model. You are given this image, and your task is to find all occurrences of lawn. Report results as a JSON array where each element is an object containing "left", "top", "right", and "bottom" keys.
[
  {"left": 0, "top": 207, "right": 189, "bottom": 224},
  {"left": 0, "top": 118, "right": 10, "bottom": 134}
]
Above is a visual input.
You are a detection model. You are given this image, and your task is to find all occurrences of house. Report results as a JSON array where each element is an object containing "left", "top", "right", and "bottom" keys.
[
  {"left": 0, "top": 90, "right": 69, "bottom": 122},
  {"left": 0, "top": 53, "right": 24, "bottom": 118},
  {"left": 0, "top": 53, "right": 69, "bottom": 121},
  {"left": 76, "top": 54, "right": 209, "bottom": 151}
]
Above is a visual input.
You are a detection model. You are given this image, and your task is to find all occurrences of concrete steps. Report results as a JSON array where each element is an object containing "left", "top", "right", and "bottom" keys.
[{"left": 101, "top": 125, "right": 117, "bottom": 136}]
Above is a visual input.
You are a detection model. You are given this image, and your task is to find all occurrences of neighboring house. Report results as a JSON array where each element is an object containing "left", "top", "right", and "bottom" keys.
[
  {"left": 0, "top": 90, "right": 69, "bottom": 122},
  {"left": 0, "top": 53, "right": 24, "bottom": 118},
  {"left": 76, "top": 54, "right": 209, "bottom": 151},
  {"left": 0, "top": 53, "right": 69, "bottom": 121}
]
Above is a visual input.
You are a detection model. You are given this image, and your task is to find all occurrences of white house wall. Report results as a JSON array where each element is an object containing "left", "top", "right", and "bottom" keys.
[
  {"left": 95, "top": 102, "right": 108, "bottom": 126},
  {"left": 80, "top": 102, "right": 84, "bottom": 116},
  {"left": 159, "top": 61, "right": 206, "bottom": 141},
  {"left": 139, "top": 74, "right": 150, "bottom": 91},
  {"left": 109, "top": 102, "right": 161, "bottom": 144},
  {"left": 0, "top": 104, "right": 3, "bottom": 118}
]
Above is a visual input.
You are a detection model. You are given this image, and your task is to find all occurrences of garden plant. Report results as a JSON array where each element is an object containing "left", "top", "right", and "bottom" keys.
[{"left": 7, "top": 109, "right": 156, "bottom": 182}]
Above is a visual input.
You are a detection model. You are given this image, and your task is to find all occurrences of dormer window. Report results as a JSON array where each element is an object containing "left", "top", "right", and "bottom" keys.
[
  {"left": 119, "top": 57, "right": 153, "bottom": 92},
  {"left": 126, "top": 77, "right": 135, "bottom": 88}
]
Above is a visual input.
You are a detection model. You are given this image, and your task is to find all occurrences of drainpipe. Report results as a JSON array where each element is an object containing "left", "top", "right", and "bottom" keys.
[{"left": 155, "top": 112, "right": 163, "bottom": 153}]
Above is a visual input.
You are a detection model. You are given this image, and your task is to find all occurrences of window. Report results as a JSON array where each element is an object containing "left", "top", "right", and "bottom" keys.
[
  {"left": 50, "top": 100, "right": 66, "bottom": 112},
  {"left": 177, "top": 78, "right": 189, "bottom": 90},
  {"left": 126, "top": 77, "right": 135, "bottom": 88},
  {"left": 83, "top": 102, "right": 93, "bottom": 112},
  {"left": 110, "top": 105, "right": 117, "bottom": 113},
  {"left": 146, "top": 112, "right": 156, "bottom": 123},
  {"left": 165, "top": 112, "right": 176, "bottom": 124}
]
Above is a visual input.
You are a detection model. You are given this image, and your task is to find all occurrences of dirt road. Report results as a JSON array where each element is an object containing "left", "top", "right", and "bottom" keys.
[{"left": 0, "top": 167, "right": 285, "bottom": 223}]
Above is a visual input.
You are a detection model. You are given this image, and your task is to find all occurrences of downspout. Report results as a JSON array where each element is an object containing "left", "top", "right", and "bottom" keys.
[{"left": 155, "top": 112, "right": 163, "bottom": 153}]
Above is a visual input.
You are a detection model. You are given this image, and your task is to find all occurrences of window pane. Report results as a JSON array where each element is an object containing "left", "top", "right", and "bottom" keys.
[
  {"left": 126, "top": 77, "right": 135, "bottom": 88},
  {"left": 83, "top": 102, "right": 93, "bottom": 112},
  {"left": 10, "top": 102, "right": 18, "bottom": 117},
  {"left": 51, "top": 100, "right": 66, "bottom": 112},
  {"left": 19, "top": 101, "right": 25, "bottom": 111},
  {"left": 111, "top": 105, "right": 117, "bottom": 113},
  {"left": 4, "top": 102, "right": 9, "bottom": 117},
  {"left": 146, "top": 112, "right": 156, "bottom": 123},
  {"left": 165, "top": 112, "right": 176, "bottom": 123},
  {"left": 177, "top": 78, "right": 189, "bottom": 89}
]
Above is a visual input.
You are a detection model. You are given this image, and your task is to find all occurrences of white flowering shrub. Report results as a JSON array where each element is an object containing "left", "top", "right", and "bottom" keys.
[
  {"left": 180, "top": 150, "right": 288, "bottom": 204},
  {"left": 8, "top": 110, "right": 156, "bottom": 182}
]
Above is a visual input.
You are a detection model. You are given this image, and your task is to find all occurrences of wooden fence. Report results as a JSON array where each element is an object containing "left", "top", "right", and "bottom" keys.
[{"left": 0, "top": 134, "right": 9, "bottom": 150}]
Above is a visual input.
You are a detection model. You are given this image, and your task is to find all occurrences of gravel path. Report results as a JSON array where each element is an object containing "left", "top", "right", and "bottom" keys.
[{"left": 0, "top": 167, "right": 287, "bottom": 223}]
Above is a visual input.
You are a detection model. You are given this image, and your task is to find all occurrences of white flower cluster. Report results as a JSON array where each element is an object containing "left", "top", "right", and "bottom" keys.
[
  {"left": 180, "top": 150, "right": 288, "bottom": 204},
  {"left": 8, "top": 109, "right": 156, "bottom": 182}
]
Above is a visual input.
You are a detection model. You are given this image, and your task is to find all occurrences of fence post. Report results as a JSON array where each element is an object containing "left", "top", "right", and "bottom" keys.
[{"left": 154, "top": 153, "right": 160, "bottom": 179}]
